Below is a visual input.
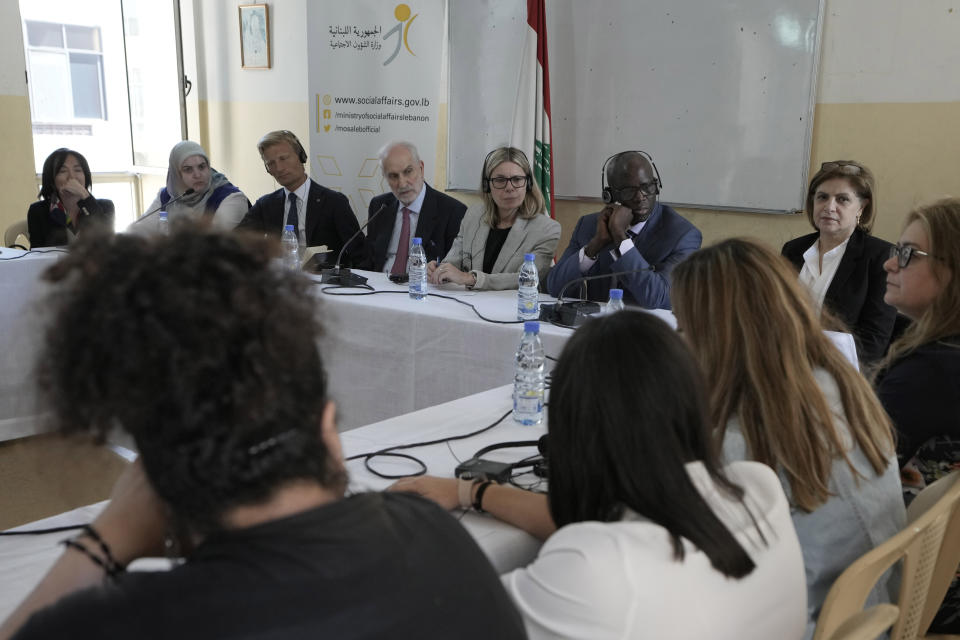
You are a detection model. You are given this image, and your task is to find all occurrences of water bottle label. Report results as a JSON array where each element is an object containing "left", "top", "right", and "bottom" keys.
[{"left": 513, "top": 391, "right": 543, "bottom": 416}]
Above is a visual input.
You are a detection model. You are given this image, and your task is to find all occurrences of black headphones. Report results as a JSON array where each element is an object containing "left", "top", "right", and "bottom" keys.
[
  {"left": 481, "top": 147, "right": 533, "bottom": 194},
  {"left": 282, "top": 130, "right": 308, "bottom": 163},
  {"left": 601, "top": 150, "right": 662, "bottom": 204}
]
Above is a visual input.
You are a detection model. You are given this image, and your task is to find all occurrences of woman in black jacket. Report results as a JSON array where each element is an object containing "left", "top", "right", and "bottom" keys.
[
  {"left": 781, "top": 160, "right": 896, "bottom": 364},
  {"left": 27, "top": 148, "right": 114, "bottom": 247}
]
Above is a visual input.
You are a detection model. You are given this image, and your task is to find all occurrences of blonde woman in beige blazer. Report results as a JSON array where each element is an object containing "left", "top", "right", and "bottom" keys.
[{"left": 428, "top": 147, "right": 561, "bottom": 291}]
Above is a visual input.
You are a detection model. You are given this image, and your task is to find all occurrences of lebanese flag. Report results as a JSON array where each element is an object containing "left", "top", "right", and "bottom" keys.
[{"left": 510, "top": 0, "right": 554, "bottom": 218}]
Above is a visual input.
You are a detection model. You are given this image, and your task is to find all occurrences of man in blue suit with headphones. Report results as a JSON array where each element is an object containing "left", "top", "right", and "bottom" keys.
[
  {"left": 238, "top": 130, "right": 365, "bottom": 267},
  {"left": 546, "top": 150, "right": 701, "bottom": 309}
]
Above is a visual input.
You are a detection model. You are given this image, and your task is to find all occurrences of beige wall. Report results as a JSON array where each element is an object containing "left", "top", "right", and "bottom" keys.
[{"left": 0, "top": 0, "right": 39, "bottom": 237}]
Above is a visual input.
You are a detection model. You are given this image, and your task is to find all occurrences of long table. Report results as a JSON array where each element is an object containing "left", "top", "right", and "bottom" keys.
[{"left": 0, "top": 384, "right": 545, "bottom": 622}]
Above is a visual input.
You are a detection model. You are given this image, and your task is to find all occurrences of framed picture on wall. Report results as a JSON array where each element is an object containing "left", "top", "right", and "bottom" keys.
[{"left": 239, "top": 3, "right": 270, "bottom": 69}]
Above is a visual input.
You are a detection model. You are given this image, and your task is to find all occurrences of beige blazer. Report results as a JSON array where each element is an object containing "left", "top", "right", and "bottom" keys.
[{"left": 441, "top": 204, "right": 561, "bottom": 290}]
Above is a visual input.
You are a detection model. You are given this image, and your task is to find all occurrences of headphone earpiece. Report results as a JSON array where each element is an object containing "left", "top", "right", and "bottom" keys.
[
  {"left": 481, "top": 147, "right": 496, "bottom": 193},
  {"left": 282, "top": 130, "right": 308, "bottom": 163}
]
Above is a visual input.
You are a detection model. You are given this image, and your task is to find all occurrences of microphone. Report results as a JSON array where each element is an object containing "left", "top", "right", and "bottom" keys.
[
  {"left": 131, "top": 188, "right": 198, "bottom": 226},
  {"left": 540, "top": 266, "right": 655, "bottom": 327},
  {"left": 320, "top": 202, "right": 388, "bottom": 286}
]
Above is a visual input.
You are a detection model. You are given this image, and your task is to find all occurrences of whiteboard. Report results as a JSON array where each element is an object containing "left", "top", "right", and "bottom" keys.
[{"left": 448, "top": 0, "right": 825, "bottom": 213}]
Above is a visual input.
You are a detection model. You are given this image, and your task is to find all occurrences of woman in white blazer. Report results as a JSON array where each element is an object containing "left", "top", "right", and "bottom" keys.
[{"left": 428, "top": 147, "right": 560, "bottom": 290}]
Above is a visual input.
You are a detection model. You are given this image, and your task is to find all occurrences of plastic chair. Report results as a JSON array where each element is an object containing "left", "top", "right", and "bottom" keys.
[
  {"left": 907, "top": 471, "right": 960, "bottom": 639},
  {"left": 4, "top": 219, "right": 29, "bottom": 249},
  {"left": 813, "top": 470, "right": 960, "bottom": 640}
]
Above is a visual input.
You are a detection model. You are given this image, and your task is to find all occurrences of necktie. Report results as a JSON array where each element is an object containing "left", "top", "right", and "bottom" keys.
[
  {"left": 391, "top": 207, "right": 412, "bottom": 275},
  {"left": 286, "top": 192, "right": 298, "bottom": 230}
]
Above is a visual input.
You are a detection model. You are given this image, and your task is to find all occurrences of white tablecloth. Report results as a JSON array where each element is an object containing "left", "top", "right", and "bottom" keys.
[
  {"left": 315, "top": 270, "right": 681, "bottom": 430},
  {"left": 314, "top": 270, "right": 578, "bottom": 430},
  {"left": 0, "top": 384, "right": 544, "bottom": 622},
  {"left": 0, "top": 249, "right": 61, "bottom": 442}
]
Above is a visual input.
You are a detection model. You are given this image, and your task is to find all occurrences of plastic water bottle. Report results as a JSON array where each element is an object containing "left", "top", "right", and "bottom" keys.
[
  {"left": 157, "top": 211, "right": 169, "bottom": 236},
  {"left": 605, "top": 288, "right": 625, "bottom": 314},
  {"left": 281, "top": 224, "right": 300, "bottom": 270},
  {"left": 408, "top": 237, "right": 427, "bottom": 300},
  {"left": 517, "top": 253, "right": 540, "bottom": 320},
  {"left": 513, "top": 321, "right": 545, "bottom": 425}
]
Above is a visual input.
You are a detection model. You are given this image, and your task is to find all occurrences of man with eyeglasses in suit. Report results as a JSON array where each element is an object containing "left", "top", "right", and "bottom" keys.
[{"left": 547, "top": 150, "right": 702, "bottom": 310}]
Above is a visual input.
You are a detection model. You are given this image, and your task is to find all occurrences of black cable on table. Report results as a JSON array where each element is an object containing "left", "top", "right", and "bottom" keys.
[
  {"left": 317, "top": 285, "right": 534, "bottom": 325},
  {"left": 0, "top": 248, "right": 70, "bottom": 261}
]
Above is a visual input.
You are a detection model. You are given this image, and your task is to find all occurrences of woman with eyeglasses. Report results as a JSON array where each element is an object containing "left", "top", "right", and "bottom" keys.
[
  {"left": 782, "top": 161, "right": 897, "bottom": 364},
  {"left": 427, "top": 147, "right": 560, "bottom": 290},
  {"left": 27, "top": 148, "right": 115, "bottom": 248},
  {"left": 874, "top": 198, "right": 960, "bottom": 633},
  {"left": 672, "top": 238, "right": 905, "bottom": 639}
]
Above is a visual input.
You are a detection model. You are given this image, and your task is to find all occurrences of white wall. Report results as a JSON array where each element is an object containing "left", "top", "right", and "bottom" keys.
[
  {"left": 816, "top": 0, "right": 960, "bottom": 103},
  {"left": 196, "top": 0, "right": 308, "bottom": 104}
]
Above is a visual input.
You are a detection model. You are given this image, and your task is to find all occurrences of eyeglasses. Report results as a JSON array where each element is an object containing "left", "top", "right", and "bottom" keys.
[
  {"left": 820, "top": 162, "right": 862, "bottom": 175},
  {"left": 608, "top": 182, "right": 659, "bottom": 200},
  {"left": 489, "top": 175, "right": 528, "bottom": 189},
  {"left": 889, "top": 244, "right": 935, "bottom": 269}
]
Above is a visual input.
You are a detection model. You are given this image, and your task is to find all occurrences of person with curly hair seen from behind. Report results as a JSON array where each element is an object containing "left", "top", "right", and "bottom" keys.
[
  {"left": 0, "top": 226, "right": 525, "bottom": 640},
  {"left": 874, "top": 198, "right": 960, "bottom": 634},
  {"left": 392, "top": 312, "right": 807, "bottom": 639},
  {"left": 671, "top": 239, "right": 905, "bottom": 639},
  {"left": 27, "top": 148, "right": 115, "bottom": 248},
  {"left": 782, "top": 161, "right": 897, "bottom": 364}
]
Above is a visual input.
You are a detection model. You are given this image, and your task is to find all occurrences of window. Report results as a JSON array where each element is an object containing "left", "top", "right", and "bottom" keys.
[
  {"left": 25, "top": 20, "right": 106, "bottom": 123},
  {"left": 20, "top": 0, "right": 190, "bottom": 231}
]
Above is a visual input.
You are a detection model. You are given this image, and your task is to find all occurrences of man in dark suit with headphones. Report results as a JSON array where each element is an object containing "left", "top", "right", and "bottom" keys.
[
  {"left": 365, "top": 141, "right": 466, "bottom": 273},
  {"left": 546, "top": 150, "right": 701, "bottom": 310},
  {"left": 238, "top": 130, "right": 365, "bottom": 267}
]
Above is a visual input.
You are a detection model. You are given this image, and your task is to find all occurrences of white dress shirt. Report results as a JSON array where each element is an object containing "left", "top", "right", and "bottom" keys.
[
  {"left": 798, "top": 236, "right": 850, "bottom": 313},
  {"left": 383, "top": 184, "right": 426, "bottom": 273}
]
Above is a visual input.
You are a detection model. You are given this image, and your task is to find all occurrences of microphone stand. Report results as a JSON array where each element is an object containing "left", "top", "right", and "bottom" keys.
[
  {"left": 130, "top": 188, "right": 200, "bottom": 226},
  {"left": 320, "top": 203, "right": 387, "bottom": 286},
  {"left": 540, "top": 266, "right": 654, "bottom": 327}
]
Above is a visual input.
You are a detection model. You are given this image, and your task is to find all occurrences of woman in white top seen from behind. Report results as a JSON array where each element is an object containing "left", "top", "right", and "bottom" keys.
[{"left": 393, "top": 311, "right": 807, "bottom": 640}]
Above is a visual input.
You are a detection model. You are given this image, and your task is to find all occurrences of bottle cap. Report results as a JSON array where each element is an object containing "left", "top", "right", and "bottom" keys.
[
  {"left": 524, "top": 253, "right": 535, "bottom": 261},
  {"left": 412, "top": 237, "right": 423, "bottom": 245},
  {"left": 284, "top": 224, "right": 295, "bottom": 231},
  {"left": 524, "top": 321, "right": 540, "bottom": 333},
  {"left": 159, "top": 211, "right": 168, "bottom": 220},
  {"left": 610, "top": 288, "right": 624, "bottom": 300}
]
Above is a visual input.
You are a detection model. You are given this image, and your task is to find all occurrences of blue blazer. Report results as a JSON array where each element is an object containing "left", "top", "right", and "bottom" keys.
[
  {"left": 239, "top": 179, "right": 365, "bottom": 267},
  {"left": 782, "top": 228, "right": 896, "bottom": 363},
  {"left": 546, "top": 202, "right": 701, "bottom": 309}
]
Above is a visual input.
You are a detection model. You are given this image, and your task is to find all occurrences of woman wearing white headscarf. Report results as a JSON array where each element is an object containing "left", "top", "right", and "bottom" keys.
[{"left": 132, "top": 141, "right": 250, "bottom": 234}]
